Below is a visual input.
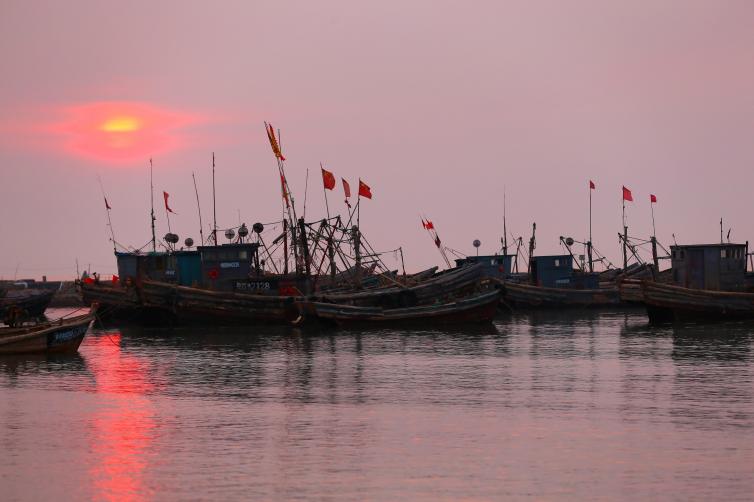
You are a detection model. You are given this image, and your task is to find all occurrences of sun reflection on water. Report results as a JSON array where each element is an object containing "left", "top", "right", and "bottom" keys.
[{"left": 86, "top": 333, "right": 156, "bottom": 502}]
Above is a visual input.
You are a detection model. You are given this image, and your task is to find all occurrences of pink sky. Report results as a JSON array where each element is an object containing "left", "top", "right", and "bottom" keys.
[{"left": 2, "top": 0, "right": 754, "bottom": 279}]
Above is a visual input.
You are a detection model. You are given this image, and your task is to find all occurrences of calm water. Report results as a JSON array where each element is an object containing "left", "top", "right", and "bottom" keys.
[{"left": 1, "top": 308, "right": 753, "bottom": 501}]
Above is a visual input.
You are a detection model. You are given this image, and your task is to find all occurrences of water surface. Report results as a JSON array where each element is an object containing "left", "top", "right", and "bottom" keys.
[{"left": 1, "top": 308, "right": 753, "bottom": 500}]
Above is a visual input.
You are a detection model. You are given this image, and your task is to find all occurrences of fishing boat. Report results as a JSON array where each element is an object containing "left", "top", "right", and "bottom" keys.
[
  {"left": 83, "top": 124, "right": 484, "bottom": 326},
  {"left": 135, "top": 264, "right": 484, "bottom": 324},
  {"left": 0, "top": 288, "right": 55, "bottom": 322},
  {"left": 628, "top": 243, "right": 751, "bottom": 323},
  {"left": 318, "top": 263, "right": 485, "bottom": 308},
  {"left": 0, "top": 306, "right": 96, "bottom": 354},
  {"left": 501, "top": 281, "right": 621, "bottom": 308},
  {"left": 137, "top": 279, "right": 302, "bottom": 324},
  {"left": 640, "top": 281, "right": 754, "bottom": 323},
  {"left": 296, "top": 289, "right": 501, "bottom": 327},
  {"left": 499, "top": 252, "right": 623, "bottom": 309}
]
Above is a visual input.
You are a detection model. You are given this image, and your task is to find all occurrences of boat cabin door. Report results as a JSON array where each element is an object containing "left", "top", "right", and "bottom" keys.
[{"left": 688, "top": 249, "right": 705, "bottom": 289}]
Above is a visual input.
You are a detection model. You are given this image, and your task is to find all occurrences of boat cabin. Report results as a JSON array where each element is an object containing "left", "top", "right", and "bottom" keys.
[
  {"left": 115, "top": 242, "right": 263, "bottom": 290},
  {"left": 198, "top": 243, "right": 263, "bottom": 291},
  {"left": 671, "top": 243, "right": 748, "bottom": 291},
  {"left": 529, "top": 255, "right": 599, "bottom": 289},
  {"left": 454, "top": 254, "right": 514, "bottom": 279},
  {"left": 116, "top": 251, "right": 182, "bottom": 284}
]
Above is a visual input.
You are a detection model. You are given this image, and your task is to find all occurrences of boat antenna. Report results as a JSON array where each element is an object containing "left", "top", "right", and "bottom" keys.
[
  {"left": 321, "top": 162, "right": 331, "bottom": 221},
  {"left": 212, "top": 152, "right": 218, "bottom": 245},
  {"left": 97, "top": 175, "right": 117, "bottom": 253},
  {"left": 588, "top": 180, "right": 594, "bottom": 272},
  {"left": 303, "top": 166, "right": 309, "bottom": 220},
  {"left": 720, "top": 218, "right": 723, "bottom": 244},
  {"left": 192, "top": 171, "right": 205, "bottom": 245},
  {"left": 502, "top": 186, "right": 508, "bottom": 256},
  {"left": 622, "top": 188, "right": 628, "bottom": 270},
  {"left": 150, "top": 158, "right": 156, "bottom": 253},
  {"left": 527, "top": 222, "right": 536, "bottom": 274}
]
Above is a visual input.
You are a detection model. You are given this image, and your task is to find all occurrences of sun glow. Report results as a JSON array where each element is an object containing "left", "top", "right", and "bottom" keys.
[{"left": 51, "top": 101, "right": 200, "bottom": 164}]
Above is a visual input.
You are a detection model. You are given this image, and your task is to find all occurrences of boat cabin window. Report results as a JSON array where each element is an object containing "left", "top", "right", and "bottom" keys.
[
  {"left": 554, "top": 259, "right": 560, "bottom": 267},
  {"left": 721, "top": 249, "right": 727, "bottom": 259},
  {"left": 239, "top": 250, "right": 249, "bottom": 260}
]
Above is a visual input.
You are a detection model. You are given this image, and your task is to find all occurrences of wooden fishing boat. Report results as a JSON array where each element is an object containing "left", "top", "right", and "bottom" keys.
[
  {"left": 79, "top": 279, "right": 151, "bottom": 321},
  {"left": 0, "top": 288, "right": 55, "bottom": 321},
  {"left": 640, "top": 281, "right": 754, "bottom": 323},
  {"left": 80, "top": 265, "right": 481, "bottom": 325},
  {"left": 617, "top": 278, "right": 644, "bottom": 304},
  {"left": 318, "top": 263, "right": 484, "bottom": 308},
  {"left": 0, "top": 306, "right": 96, "bottom": 354},
  {"left": 501, "top": 281, "right": 621, "bottom": 308},
  {"left": 138, "top": 280, "right": 303, "bottom": 324},
  {"left": 297, "top": 289, "right": 501, "bottom": 327}
]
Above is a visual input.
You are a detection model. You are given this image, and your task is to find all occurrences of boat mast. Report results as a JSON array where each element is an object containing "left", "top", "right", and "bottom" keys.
[
  {"left": 150, "top": 158, "right": 156, "bottom": 252},
  {"left": 97, "top": 175, "right": 117, "bottom": 253},
  {"left": 212, "top": 153, "right": 218, "bottom": 246},
  {"left": 502, "top": 187, "right": 508, "bottom": 256},
  {"left": 588, "top": 182, "right": 593, "bottom": 272},
  {"left": 650, "top": 196, "right": 658, "bottom": 269},
  {"left": 527, "top": 222, "right": 536, "bottom": 274},
  {"left": 192, "top": 172, "right": 204, "bottom": 246},
  {"left": 622, "top": 195, "right": 628, "bottom": 270},
  {"left": 720, "top": 218, "right": 724, "bottom": 244}
]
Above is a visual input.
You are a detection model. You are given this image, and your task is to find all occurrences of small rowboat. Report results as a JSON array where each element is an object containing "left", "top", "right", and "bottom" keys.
[
  {"left": 296, "top": 289, "right": 501, "bottom": 327},
  {"left": 0, "top": 306, "right": 97, "bottom": 354}
]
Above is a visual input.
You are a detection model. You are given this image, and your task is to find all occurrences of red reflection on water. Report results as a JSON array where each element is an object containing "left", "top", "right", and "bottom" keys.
[
  {"left": 87, "top": 333, "right": 156, "bottom": 501},
  {"left": 51, "top": 101, "right": 199, "bottom": 164}
]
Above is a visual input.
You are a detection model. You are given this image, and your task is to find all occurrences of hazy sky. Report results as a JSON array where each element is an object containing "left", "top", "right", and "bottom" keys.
[{"left": 2, "top": 0, "right": 754, "bottom": 279}]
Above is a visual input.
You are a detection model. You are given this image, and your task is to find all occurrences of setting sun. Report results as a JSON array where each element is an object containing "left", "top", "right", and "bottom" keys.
[{"left": 100, "top": 116, "right": 141, "bottom": 133}]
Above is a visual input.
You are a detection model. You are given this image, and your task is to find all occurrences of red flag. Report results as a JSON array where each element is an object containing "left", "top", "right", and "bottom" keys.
[
  {"left": 163, "top": 191, "right": 175, "bottom": 213},
  {"left": 111, "top": 275, "right": 119, "bottom": 284},
  {"left": 280, "top": 174, "right": 290, "bottom": 208},
  {"left": 342, "top": 178, "right": 351, "bottom": 198},
  {"left": 321, "top": 166, "right": 336, "bottom": 190},
  {"left": 358, "top": 179, "right": 372, "bottom": 199},
  {"left": 650, "top": 194, "right": 657, "bottom": 203},
  {"left": 266, "top": 122, "right": 286, "bottom": 161},
  {"left": 622, "top": 186, "right": 633, "bottom": 202},
  {"left": 589, "top": 180, "right": 595, "bottom": 190},
  {"left": 426, "top": 220, "right": 434, "bottom": 230},
  {"left": 104, "top": 197, "right": 111, "bottom": 210}
]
